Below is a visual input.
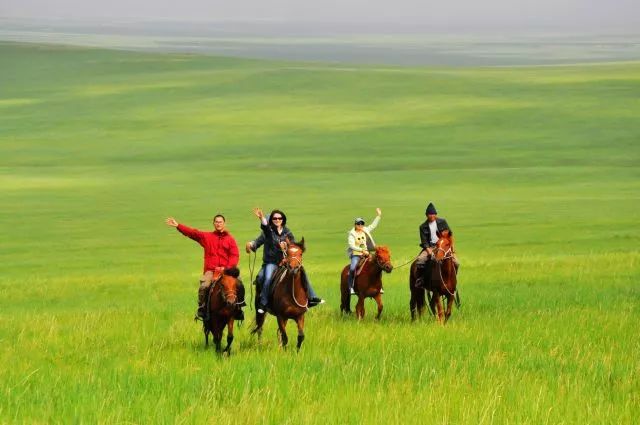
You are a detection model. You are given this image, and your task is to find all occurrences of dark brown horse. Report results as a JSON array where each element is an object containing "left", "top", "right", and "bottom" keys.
[
  {"left": 203, "top": 268, "right": 241, "bottom": 354},
  {"left": 409, "top": 231, "right": 458, "bottom": 323},
  {"left": 252, "top": 239, "right": 309, "bottom": 350},
  {"left": 340, "top": 246, "right": 393, "bottom": 319}
]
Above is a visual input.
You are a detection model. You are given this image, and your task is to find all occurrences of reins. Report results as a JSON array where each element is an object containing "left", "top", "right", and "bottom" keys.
[
  {"left": 247, "top": 250, "right": 257, "bottom": 311},
  {"left": 394, "top": 252, "right": 422, "bottom": 269}
]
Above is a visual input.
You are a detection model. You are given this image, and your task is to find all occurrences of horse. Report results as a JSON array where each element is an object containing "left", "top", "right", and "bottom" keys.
[
  {"left": 409, "top": 231, "right": 458, "bottom": 323},
  {"left": 340, "top": 246, "right": 393, "bottom": 320},
  {"left": 252, "top": 238, "right": 309, "bottom": 350},
  {"left": 203, "top": 268, "right": 241, "bottom": 355}
]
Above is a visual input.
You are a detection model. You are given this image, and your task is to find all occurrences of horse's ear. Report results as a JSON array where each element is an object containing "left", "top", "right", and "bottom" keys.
[
  {"left": 298, "top": 237, "right": 306, "bottom": 252},
  {"left": 441, "top": 230, "right": 450, "bottom": 238}
]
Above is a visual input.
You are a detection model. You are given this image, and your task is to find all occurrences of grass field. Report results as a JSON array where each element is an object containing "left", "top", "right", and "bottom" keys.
[{"left": 1, "top": 41, "right": 639, "bottom": 424}]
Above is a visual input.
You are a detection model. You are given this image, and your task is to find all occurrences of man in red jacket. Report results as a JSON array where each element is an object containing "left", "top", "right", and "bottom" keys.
[{"left": 165, "top": 214, "right": 245, "bottom": 319}]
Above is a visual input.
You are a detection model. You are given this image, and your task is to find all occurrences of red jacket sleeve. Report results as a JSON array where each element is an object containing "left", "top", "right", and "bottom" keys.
[
  {"left": 227, "top": 236, "right": 239, "bottom": 268},
  {"left": 176, "top": 224, "right": 204, "bottom": 245}
]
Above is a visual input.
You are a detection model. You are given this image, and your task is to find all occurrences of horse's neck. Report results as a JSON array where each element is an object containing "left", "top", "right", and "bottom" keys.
[
  {"left": 209, "top": 283, "right": 223, "bottom": 309},
  {"left": 440, "top": 259, "right": 456, "bottom": 279},
  {"left": 363, "top": 260, "right": 383, "bottom": 281}
]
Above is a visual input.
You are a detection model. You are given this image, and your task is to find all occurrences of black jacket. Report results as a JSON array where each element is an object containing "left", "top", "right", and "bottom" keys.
[
  {"left": 419, "top": 217, "right": 451, "bottom": 249},
  {"left": 259, "top": 222, "right": 295, "bottom": 264}
]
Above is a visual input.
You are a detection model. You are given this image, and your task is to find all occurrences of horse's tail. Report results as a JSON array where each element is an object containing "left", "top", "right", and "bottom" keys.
[{"left": 339, "top": 267, "right": 351, "bottom": 314}]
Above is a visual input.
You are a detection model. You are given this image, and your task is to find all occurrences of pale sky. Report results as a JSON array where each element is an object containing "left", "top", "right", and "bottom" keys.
[{"left": 1, "top": 0, "right": 639, "bottom": 30}]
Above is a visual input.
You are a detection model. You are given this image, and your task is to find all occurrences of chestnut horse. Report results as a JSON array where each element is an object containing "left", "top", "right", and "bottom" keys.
[
  {"left": 409, "top": 231, "right": 457, "bottom": 323},
  {"left": 340, "top": 246, "right": 393, "bottom": 319},
  {"left": 252, "top": 239, "right": 308, "bottom": 350},
  {"left": 203, "top": 268, "right": 241, "bottom": 354}
]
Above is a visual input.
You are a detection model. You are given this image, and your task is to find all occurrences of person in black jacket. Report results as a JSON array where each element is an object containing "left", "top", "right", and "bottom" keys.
[
  {"left": 415, "top": 202, "right": 458, "bottom": 287},
  {"left": 251, "top": 208, "right": 324, "bottom": 313}
]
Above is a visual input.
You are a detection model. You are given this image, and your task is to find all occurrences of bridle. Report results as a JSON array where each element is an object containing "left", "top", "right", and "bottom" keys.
[
  {"left": 278, "top": 244, "right": 308, "bottom": 309},
  {"left": 432, "top": 245, "right": 454, "bottom": 263},
  {"left": 214, "top": 278, "right": 240, "bottom": 306}
]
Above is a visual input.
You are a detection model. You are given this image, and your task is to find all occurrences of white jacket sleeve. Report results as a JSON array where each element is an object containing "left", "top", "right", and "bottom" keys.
[{"left": 365, "top": 215, "right": 381, "bottom": 233}]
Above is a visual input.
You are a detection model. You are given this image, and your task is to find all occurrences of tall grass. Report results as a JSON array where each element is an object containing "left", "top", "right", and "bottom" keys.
[{"left": 0, "top": 42, "right": 638, "bottom": 424}]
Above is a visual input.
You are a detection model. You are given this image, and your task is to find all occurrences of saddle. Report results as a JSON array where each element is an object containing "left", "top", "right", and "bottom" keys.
[{"left": 264, "top": 265, "right": 310, "bottom": 310}]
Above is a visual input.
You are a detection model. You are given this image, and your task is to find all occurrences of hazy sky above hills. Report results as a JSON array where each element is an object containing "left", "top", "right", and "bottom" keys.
[{"left": 2, "top": 0, "right": 639, "bottom": 31}]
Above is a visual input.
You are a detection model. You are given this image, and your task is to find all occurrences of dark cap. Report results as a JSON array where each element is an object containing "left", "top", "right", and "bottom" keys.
[{"left": 425, "top": 203, "right": 437, "bottom": 215}]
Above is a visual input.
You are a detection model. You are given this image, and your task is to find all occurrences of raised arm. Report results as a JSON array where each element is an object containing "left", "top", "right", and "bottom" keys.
[
  {"left": 166, "top": 217, "right": 204, "bottom": 244},
  {"left": 365, "top": 208, "right": 382, "bottom": 232}
]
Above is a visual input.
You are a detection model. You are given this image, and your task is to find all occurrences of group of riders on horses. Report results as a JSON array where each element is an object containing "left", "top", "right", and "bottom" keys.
[{"left": 165, "top": 202, "right": 457, "bottom": 321}]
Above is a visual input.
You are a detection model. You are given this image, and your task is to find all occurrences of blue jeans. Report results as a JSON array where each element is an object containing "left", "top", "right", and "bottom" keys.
[
  {"left": 259, "top": 263, "right": 319, "bottom": 306},
  {"left": 259, "top": 263, "right": 278, "bottom": 307},
  {"left": 347, "top": 255, "right": 360, "bottom": 290}
]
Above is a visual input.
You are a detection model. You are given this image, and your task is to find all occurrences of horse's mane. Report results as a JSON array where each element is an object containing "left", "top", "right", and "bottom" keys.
[
  {"left": 375, "top": 245, "right": 390, "bottom": 256},
  {"left": 224, "top": 267, "right": 240, "bottom": 278}
]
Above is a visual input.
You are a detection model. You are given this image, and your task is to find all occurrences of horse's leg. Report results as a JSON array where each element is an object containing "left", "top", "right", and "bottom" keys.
[
  {"left": 223, "top": 319, "right": 235, "bottom": 355},
  {"left": 374, "top": 293, "right": 383, "bottom": 320},
  {"left": 295, "top": 315, "right": 305, "bottom": 351},
  {"left": 435, "top": 295, "right": 445, "bottom": 324},
  {"left": 277, "top": 316, "right": 289, "bottom": 349},
  {"left": 355, "top": 296, "right": 365, "bottom": 320},
  {"left": 445, "top": 295, "right": 454, "bottom": 323},
  {"left": 417, "top": 289, "right": 426, "bottom": 318},
  {"left": 427, "top": 291, "right": 436, "bottom": 316},
  {"left": 203, "top": 322, "right": 210, "bottom": 347}
]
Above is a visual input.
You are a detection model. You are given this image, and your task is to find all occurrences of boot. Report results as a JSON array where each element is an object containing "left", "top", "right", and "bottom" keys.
[
  {"left": 236, "top": 280, "right": 247, "bottom": 308},
  {"left": 234, "top": 308, "right": 245, "bottom": 321},
  {"left": 197, "top": 285, "right": 208, "bottom": 318}
]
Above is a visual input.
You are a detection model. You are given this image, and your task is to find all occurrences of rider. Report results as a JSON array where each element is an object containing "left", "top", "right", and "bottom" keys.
[
  {"left": 346, "top": 208, "right": 382, "bottom": 295},
  {"left": 415, "top": 202, "right": 458, "bottom": 287},
  {"left": 251, "top": 208, "right": 324, "bottom": 314},
  {"left": 165, "top": 214, "right": 246, "bottom": 319}
]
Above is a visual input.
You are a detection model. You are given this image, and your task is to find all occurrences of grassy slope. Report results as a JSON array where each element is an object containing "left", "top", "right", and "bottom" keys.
[{"left": 0, "top": 42, "right": 639, "bottom": 424}]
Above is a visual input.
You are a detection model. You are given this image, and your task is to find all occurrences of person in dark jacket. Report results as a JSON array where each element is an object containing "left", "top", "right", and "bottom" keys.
[
  {"left": 415, "top": 202, "right": 458, "bottom": 287},
  {"left": 251, "top": 208, "right": 324, "bottom": 314}
]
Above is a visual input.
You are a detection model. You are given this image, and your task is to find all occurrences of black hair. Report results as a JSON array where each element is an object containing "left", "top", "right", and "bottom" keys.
[
  {"left": 213, "top": 214, "right": 226, "bottom": 222},
  {"left": 269, "top": 209, "right": 287, "bottom": 227}
]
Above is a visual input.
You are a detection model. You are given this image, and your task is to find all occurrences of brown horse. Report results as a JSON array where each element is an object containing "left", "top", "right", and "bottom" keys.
[
  {"left": 203, "top": 268, "right": 241, "bottom": 354},
  {"left": 409, "top": 231, "right": 458, "bottom": 323},
  {"left": 252, "top": 239, "right": 309, "bottom": 350},
  {"left": 340, "top": 246, "right": 393, "bottom": 319}
]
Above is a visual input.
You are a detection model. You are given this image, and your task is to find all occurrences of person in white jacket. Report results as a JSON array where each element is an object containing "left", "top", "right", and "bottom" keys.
[{"left": 347, "top": 208, "right": 382, "bottom": 295}]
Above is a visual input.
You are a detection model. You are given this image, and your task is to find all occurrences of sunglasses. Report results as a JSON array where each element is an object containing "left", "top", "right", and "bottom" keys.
[
  {"left": 272, "top": 217, "right": 283, "bottom": 221},
  {"left": 355, "top": 222, "right": 365, "bottom": 225}
]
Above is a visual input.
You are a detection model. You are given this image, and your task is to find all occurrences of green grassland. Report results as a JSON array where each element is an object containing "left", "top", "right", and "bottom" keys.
[{"left": 1, "top": 41, "right": 639, "bottom": 424}]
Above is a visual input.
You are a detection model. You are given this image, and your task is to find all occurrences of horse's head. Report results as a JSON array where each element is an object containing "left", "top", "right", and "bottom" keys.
[
  {"left": 434, "top": 231, "right": 453, "bottom": 263},
  {"left": 283, "top": 237, "right": 305, "bottom": 272},
  {"left": 218, "top": 268, "right": 240, "bottom": 306},
  {"left": 374, "top": 245, "right": 393, "bottom": 273}
]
